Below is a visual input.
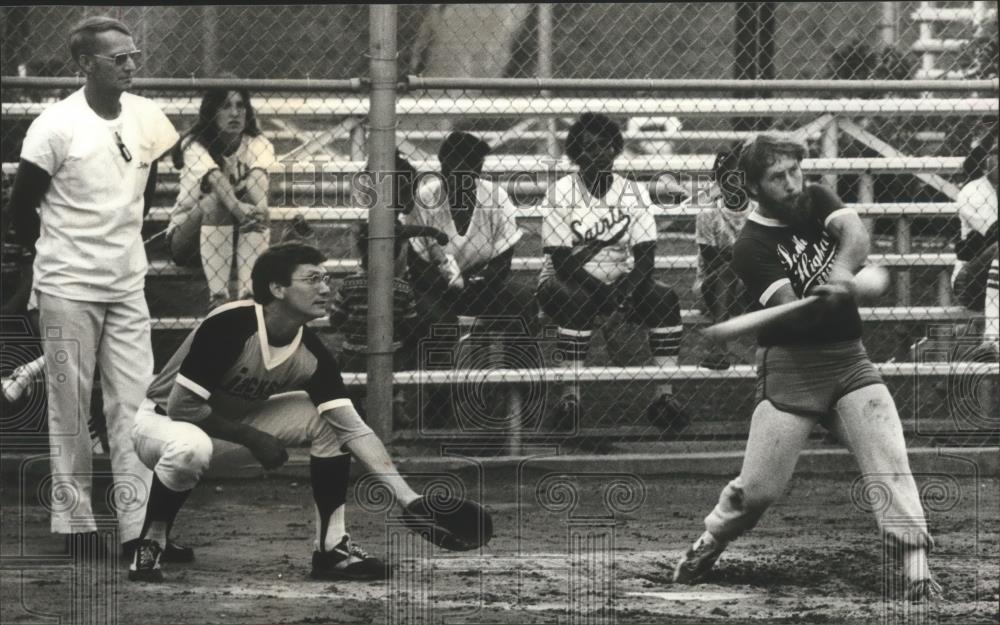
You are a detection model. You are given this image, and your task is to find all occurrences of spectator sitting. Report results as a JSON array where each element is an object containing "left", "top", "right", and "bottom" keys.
[
  {"left": 952, "top": 131, "right": 998, "bottom": 312},
  {"left": 329, "top": 221, "right": 448, "bottom": 428},
  {"left": 166, "top": 86, "right": 274, "bottom": 311},
  {"left": 689, "top": 144, "right": 756, "bottom": 370}
]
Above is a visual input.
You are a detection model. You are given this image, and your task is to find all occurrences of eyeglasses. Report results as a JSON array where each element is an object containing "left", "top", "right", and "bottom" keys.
[
  {"left": 91, "top": 49, "right": 142, "bottom": 68},
  {"left": 292, "top": 273, "right": 331, "bottom": 287},
  {"left": 114, "top": 131, "right": 132, "bottom": 162}
]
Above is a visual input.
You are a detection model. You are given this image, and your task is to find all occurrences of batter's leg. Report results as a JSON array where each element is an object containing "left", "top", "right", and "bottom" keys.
[
  {"left": 675, "top": 400, "right": 815, "bottom": 583},
  {"left": 829, "top": 384, "right": 934, "bottom": 585}
]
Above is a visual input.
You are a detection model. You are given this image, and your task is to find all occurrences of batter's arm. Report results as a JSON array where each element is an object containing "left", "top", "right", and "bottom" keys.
[{"left": 825, "top": 209, "right": 870, "bottom": 284}]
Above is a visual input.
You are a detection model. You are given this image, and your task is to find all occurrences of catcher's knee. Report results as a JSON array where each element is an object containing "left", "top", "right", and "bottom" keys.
[{"left": 158, "top": 429, "right": 213, "bottom": 491}]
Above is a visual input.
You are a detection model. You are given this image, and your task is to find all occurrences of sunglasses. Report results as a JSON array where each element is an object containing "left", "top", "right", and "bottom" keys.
[
  {"left": 114, "top": 131, "right": 132, "bottom": 163},
  {"left": 91, "top": 49, "right": 142, "bottom": 68}
]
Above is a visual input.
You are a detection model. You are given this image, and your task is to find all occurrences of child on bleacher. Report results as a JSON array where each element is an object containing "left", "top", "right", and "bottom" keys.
[
  {"left": 689, "top": 144, "right": 755, "bottom": 370},
  {"left": 329, "top": 222, "right": 448, "bottom": 427}
]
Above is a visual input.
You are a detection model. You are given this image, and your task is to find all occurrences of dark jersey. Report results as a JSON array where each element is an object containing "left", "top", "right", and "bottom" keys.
[
  {"left": 146, "top": 300, "right": 351, "bottom": 419},
  {"left": 732, "top": 184, "right": 863, "bottom": 346}
]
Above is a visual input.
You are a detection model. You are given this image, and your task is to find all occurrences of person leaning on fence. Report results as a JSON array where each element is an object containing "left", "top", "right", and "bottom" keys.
[
  {"left": 951, "top": 131, "right": 998, "bottom": 320},
  {"left": 535, "top": 113, "right": 688, "bottom": 435},
  {"left": 329, "top": 221, "right": 449, "bottom": 429},
  {"left": 4, "top": 16, "right": 180, "bottom": 559},
  {"left": 402, "top": 131, "right": 540, "bottom": 424},
  {"left": 691, "top": 144, "right": 756, "bottom": 371},
  {"left": 165, "top": 86, "right": 274, "bottom": 311}
]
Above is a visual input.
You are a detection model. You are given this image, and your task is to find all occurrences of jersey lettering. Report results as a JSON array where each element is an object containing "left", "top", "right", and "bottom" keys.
[
  {"left": 570, "top": 205, "right": 631, "bottom": 244},
  {"left": 775, "top": 232, "right": 837, "bottom": 295}
]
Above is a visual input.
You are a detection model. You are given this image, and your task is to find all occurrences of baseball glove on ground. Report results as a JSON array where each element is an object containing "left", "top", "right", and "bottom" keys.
[{"left": 400, "top": 496, "right": 493, "bottom": 551}]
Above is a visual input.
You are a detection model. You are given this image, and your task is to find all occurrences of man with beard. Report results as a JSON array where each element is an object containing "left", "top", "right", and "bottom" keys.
[{"left": 672, "top": 135, "right": 940, "bottom": 602}]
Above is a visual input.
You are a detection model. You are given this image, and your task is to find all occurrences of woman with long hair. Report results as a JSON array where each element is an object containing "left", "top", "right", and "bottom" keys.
[{"left": 166, "top": 88, "right": 274, "bottom": 310}]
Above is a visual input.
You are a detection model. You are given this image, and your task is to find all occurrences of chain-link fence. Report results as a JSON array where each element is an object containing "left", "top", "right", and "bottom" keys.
[{"left": 2, "top": 3, "right": 998, "bottom": 457}]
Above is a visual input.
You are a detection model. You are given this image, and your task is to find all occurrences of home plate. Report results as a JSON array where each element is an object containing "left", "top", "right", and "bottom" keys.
[{"left": 628, "top": 591, "right": 758, "bottom": 602}]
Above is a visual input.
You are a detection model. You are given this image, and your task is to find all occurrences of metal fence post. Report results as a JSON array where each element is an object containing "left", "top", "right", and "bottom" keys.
[
  {"left": 537, "top": 4, "right": 559, "bottom": 159},
  {"left": 367, "top": 5, "right": 398, "bottom": 441}
]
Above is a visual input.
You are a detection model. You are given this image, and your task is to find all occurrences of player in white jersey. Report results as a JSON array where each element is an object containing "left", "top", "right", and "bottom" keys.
[
  {"left": 165, "top": 88, "right": 274, "bottom": 310},
  {"left": 403, "top": 132, "right": 539, "bottom": 424},
  {"left": 128, "top": 243, "right": 433, "bottom": 583},
  {"left": 536, "top": 113, "right": 687, "bottom": 435}
]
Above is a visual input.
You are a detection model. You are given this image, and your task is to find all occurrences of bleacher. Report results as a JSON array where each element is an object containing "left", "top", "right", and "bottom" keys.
[{"left": 3, "top": 87, "right": 997, "bottom": 450}]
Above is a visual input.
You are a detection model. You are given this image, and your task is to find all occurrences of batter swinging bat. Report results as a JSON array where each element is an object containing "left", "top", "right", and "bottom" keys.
[{"left": 702, "top": 265, "right": 890, "bottom": 342}]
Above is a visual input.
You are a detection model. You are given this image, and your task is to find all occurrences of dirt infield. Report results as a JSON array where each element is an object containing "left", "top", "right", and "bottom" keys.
[{"left": 2, "top": 466, "right": 997, "bottom": 624}]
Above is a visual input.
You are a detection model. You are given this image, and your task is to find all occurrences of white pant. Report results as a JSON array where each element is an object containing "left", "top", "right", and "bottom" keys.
[
  {"left": 132, "top": 393, "right": 346, "bottom": 491},
  {"left": 705, "top": 384, "right": 933, "bottom": 551},
  {"left": 37, "top": 292, "right": 154, "bottom": 543}
]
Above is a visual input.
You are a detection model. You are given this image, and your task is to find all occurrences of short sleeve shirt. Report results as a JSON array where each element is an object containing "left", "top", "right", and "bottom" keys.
[
  {"left": 145, "top": 301, "right": 352, "bottom": 420},
  {"left": 732, "top": 184, "right": 863, "bottom": 346},
  {"left": 403, "top": 177, "right": 522, "bottom": 271},
  {"left": 691, "top": 187, "right": 753, "bottom": 291},
  {"left": 20, "top": 89, "right": 178, "bottom": 301},
  {"left": 955, "top": 176, "right": 997, "bottom": 240},
  {"left": 539, "top": 173, "right": 659, "bottom": 284},
  {"left": 173, "top": 133, "right": 275, "bottom": 212}
]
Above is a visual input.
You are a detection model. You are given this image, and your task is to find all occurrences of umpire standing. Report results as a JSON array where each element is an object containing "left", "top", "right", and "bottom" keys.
[{"left": 5, "top": 17, "right": 178, "bottom": 556}]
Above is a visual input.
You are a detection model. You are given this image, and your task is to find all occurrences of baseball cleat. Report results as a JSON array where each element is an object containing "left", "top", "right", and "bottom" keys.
[
  {"left": 128, "top": 539, "right": 164, "bottom": 583},
  {"left": 673, "top": 532, "right": 727, "bottom": 584},
  {"left": 645, "top": 393, "right": 691, "bottom": 435},
  {"left": 904, "top": 577, "right": 943, "bottom": 602},
  {"left": 122, "top": 538, "right": 195, "bottom": 564},
  {"left": 311, "top": 535, "right": 388, "bottom": 581}
]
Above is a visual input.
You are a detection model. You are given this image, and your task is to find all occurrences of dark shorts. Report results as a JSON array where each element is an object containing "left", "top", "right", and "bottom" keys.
[{"left": 754, "top": 339, "right": 884, "bottom": 418}]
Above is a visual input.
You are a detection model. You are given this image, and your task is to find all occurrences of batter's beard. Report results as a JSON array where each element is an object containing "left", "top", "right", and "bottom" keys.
[{"left": 765, "top": 192, "right": 811, "bottom": 228}]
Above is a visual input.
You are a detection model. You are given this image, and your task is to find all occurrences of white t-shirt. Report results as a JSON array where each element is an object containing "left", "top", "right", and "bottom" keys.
[
  {"left": 539, "top": 173, "right": 659, "bottom": 284},
  {"left": 689, "top": 185, "right": 754, "bottom": 293},
  {"left": 173, "top": 133, "right": 276, "bottom": 212},
  {"left": 956, "top": 176, "right": 997, "bottom": 240},
  {"left": 20, "top": 88, "right": 178, "bottom": 301},
  {"left": 952, "top": 176, "right": 998, "bottom": 284},
  {"left": 404, "top": 176, "right": 523, "bottom": 271}
]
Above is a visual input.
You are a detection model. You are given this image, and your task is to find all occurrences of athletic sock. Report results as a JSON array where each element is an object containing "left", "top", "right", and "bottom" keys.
[
  {"left": 310, "top": 454, "right": 351, "bottom": 552},
  {"left": 650, "top": 325, "right": 682, "bottom": 397},
  {"left": 140, "top": 473, "right": 192, "bottom": 546},
  {"left": 200, "top": 225, "right": 234, "bottom": 299},
  {"left": 556, "top": 327, "right": 590, "bottom": 400},
  {"left": 236, "top": 227, "right": 270, "bottom": 298}
]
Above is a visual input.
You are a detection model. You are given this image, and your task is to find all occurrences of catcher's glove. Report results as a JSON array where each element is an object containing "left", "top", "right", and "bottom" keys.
[{"left": 401, "top": 495, "right": 493, "bottom": 551}]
